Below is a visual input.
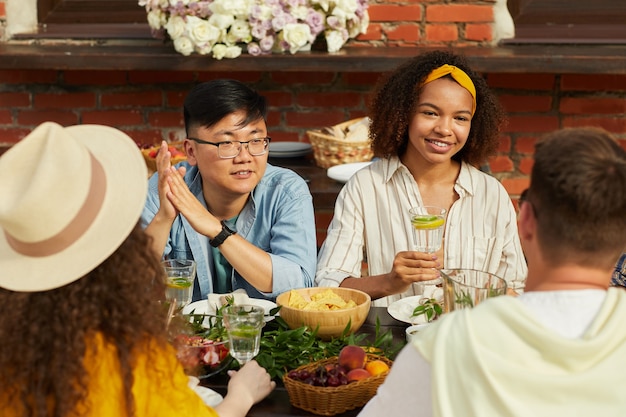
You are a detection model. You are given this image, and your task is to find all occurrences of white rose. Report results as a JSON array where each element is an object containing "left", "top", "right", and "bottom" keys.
[
  {"left": 250, "top": 4, "right": 273, "bottom": 21},
  {"left": 208, "top": 13, "right": 236, "bottom": 31},
  {"left": 224, "top": 45, "right": 243, "bottom": 59},
  {"left": 212, "top": 44, "right": 228, "bottom": 60},
  {"left": 186, "top": 16, "right": 221, "bottom": 45},
  {"left": 210, "top": 0, "right": 251, "bottom": 17},
  {"left": 173, "top": 36, "right": 195, "bottom": 56},
  {"left": 359, "top": 12, "right": 370, "bottom": 34},
  {"left": 290, "top": 5, "right": 309, "bottom": 20},
  {"left": 335, "top": 0, "right": 358, "bottom": 16},
  {"left": 228, "top": 19, "right": 252, "bottom": 43},
  {"left": 165, "top": 15, "right": 186, "bottom": 40},
  {"left": 325, "top": 30, "right": 346, "bottom": 53},
  {"left": 147, "top": 10, "right": 165, "bottom": 30},
  {"left": 196, "top": 43, "right": 214, "bottom": 56},
  {"left": 281, "top": 23, "right": 313, "bottom": 54}
]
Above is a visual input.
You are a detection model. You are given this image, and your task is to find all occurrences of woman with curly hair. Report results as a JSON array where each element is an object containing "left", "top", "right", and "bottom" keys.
[
  {"left": 0, "top": 122, "right": 274, "bottom": 417},
  {"left": 316, "top": 50, "right": 527, "bottom": 307}
]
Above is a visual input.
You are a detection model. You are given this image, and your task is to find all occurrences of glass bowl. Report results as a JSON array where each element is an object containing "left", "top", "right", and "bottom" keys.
[{"left": 174, "top": 335, "right": 232, "bottom": 379}]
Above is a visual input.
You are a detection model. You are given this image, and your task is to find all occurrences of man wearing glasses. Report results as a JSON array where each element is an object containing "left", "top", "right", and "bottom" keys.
[{"left": 142, "top": 79, "right": 317, "bottom": 302}]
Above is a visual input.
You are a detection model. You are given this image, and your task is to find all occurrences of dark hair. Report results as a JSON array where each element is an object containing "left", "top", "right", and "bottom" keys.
[
  {"left": 183, "top": 79, "right": 267, "bottom": 136},
  {"left": 368, "top": 50, "right": 506, "bottom": 166},
  {"left": 528, "top": 127, "right": 626, "bottom": 267},
  {"left": 0, "top": 224, "right": 168, "bottom": 417}
]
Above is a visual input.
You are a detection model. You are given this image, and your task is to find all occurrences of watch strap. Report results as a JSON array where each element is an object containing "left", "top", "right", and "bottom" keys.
[{"left": 210, "top": 220, "right": 237, "bottom": 247}]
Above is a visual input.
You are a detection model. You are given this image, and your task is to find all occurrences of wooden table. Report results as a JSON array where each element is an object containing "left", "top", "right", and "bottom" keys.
[{"left": 202, "top": 307, "right": 408, "bottom": 417}]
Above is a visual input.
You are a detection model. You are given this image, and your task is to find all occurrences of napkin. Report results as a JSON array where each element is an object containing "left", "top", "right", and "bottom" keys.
[
  {"left": 207, "top": 289, "right": 249, "bottom": 311},
  {"left": 187, "top": 376, "right": 223, "bottom": 407}
]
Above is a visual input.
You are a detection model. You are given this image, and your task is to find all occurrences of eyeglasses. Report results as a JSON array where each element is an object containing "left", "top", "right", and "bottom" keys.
[{"left": 188, "top": 137, "right": 271, "bottom": 159}]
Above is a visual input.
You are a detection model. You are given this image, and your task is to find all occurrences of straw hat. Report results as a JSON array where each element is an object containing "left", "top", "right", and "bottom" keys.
[{"left": 0, "top": 122, "right": 147, "bottom": 292}]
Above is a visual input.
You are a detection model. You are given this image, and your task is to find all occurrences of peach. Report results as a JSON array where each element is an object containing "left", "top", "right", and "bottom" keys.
[
  {"left": 365, "top": 360, "right": 390, "bottom": 376},
  {"left": 347, "top": 368, "right": 370, "bottom": 382},
  {"left": 338, "top": 345, "right": 367, "bottom": 370}
]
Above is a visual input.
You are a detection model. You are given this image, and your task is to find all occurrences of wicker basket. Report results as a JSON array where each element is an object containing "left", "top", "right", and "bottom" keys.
[
  {"left": 283, "top": 354, "right": 393, "bottom": 416},
  {"left": 140, "top": 141, "right": 187, "bottom": 172},
  {"left": 307, "top": 118, "right": 373, "bottom": 168}
]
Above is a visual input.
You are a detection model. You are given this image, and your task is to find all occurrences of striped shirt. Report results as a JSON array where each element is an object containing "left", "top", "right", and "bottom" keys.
[{"left": 315, "top": 157, "right": 528, "bottom": 307}]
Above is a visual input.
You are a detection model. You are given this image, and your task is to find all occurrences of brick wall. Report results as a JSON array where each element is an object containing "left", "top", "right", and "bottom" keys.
[
  {"left": 359, "top": 0, "right": 497, "bottom": 46},
  {"left": 1, "top": 1, "right": 625, "bottom": 245}
]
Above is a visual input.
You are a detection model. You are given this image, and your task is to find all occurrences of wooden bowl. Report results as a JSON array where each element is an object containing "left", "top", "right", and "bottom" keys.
[{"left": 276, "top": 288, "right": 371, "bottom": 340}]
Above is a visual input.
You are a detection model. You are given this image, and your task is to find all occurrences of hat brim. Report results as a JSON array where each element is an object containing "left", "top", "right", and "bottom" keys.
[{"left": 0, "top": 125, "right": 148, "bottom": 292}]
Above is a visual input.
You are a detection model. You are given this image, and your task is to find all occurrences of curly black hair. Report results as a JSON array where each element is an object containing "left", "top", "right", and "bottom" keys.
[
  {"left": 368, "top": 50, "right": 506, "bottom": 166},
  {"left": 0, "top": 224, "right": 169, "bottom": 417}
]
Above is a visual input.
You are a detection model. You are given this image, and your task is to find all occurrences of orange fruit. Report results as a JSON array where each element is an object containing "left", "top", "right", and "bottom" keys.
[{"left": 365, "top": 359, "right": 390, "bottom": 376}]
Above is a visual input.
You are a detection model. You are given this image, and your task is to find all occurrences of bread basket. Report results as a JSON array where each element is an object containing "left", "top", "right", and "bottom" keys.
[
  {"left": 306, "top": 118, "right": 373, "bottom": 168},
  {"left": 283, "top": 354, "right": 392, "bottom": 416}
]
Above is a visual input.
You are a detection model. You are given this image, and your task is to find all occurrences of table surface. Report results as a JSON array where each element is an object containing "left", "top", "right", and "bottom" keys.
[{"left": 201, "top": 307, "right": 408, "bottom": 417}]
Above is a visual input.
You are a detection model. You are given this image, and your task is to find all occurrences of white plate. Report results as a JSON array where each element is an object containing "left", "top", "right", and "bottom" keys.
[
  {"left": 193, "top": 385, "right": 224, "bottom": 408},
  {"left": 269, "top": 142, "right": 312, "bottom": 158},
  {"left": 183, "top": 298, "right": 278, "bottom": 324},
  {"left": 327, "top": 161, "right": 373, "bottom": 183},
  {"left": 387, "top": 288, "right": 444, "bottom": 325}
]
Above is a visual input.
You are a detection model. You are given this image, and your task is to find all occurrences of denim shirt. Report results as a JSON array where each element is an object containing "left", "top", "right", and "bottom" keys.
[{"left": 141, "top": 162, "right": 317, "bottom": 302}]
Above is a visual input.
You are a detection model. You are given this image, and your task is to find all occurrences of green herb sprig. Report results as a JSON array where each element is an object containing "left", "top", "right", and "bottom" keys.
[{"left": 410, "top": 298, "right": 443, "bottom": 322}]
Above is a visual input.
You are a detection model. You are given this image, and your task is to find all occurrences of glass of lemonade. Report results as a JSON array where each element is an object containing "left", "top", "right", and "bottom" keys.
[
  {"left": 222, "top": 304, "right": 265, "bottom": 366},
  {"left": 409, "top": 206, "right": 447, "bottom": 287},
  {"left": 409, "top": 206, "right": 447, "bottom": 253},
  {"left": 162, "top": 259, "right": 196, "bottom": 309}
]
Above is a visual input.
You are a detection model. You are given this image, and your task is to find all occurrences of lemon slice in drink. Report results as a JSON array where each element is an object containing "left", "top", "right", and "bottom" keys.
[
  {"left": 167, "top": 277, "right": 192, "bottom": 289},
  {"left": 411, "top": 215, "right": 445, "bottom": 229}
]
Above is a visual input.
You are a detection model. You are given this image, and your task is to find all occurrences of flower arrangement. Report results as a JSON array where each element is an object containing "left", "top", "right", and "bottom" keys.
[{"left": 138, "top": 0, "right": 369, "bottom": 59}]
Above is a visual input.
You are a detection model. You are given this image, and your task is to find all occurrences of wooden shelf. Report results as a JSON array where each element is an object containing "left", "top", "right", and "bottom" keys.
[{"left": 0, "top": 40, "right": 625, "bottom": 74}]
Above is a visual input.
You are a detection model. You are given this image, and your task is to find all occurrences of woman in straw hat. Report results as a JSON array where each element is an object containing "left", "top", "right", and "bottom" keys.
[
  {"left": 0, "top": 122, "right": 274, "bottom": 417},
  {"left": 316, "top": 50, "right": 527, "bottom": 307}
]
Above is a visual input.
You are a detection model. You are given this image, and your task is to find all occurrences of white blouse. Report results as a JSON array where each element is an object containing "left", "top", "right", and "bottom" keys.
[{"left": 315, "top": 157, "right": 527, "bottom": 307}]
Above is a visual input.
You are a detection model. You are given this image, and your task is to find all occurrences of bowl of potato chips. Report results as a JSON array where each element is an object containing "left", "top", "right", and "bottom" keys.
[{"left": 276, "top": 288, "right": 371, "bottom": 340}]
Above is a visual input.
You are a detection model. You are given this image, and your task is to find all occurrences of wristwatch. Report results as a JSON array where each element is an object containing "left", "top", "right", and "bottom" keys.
[{"left": 209, "top": 220, "right": 237, "bottom": 247}]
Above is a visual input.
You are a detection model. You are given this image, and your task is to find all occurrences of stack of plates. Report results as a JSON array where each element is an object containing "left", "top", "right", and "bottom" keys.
[{"left": 268, "top": 142, "right": 312, "bottom": 158}]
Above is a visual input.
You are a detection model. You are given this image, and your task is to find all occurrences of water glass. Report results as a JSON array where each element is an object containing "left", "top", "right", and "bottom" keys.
[
  {"left": 162, "top": 259, "right": 196, "bottom": 309},
  {"left": 409, "top": 206, "right": 447, "bottom": 288},
  {"left": 441, "top": 269, "right": 507, "bottom": 313},
  {"left": 409, "top": 206, "right": 447, "bottom": 253},
  {"left": 222, "top": 304, "right": 265, "bottom": 366}
]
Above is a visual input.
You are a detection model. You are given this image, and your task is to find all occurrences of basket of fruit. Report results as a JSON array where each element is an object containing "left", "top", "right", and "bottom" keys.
[
  {"left": 283, "top": 345, "right": 392, "bottom": 416},
  {"left": 140, "top": 141, "right": 187, "bottom": 172}
]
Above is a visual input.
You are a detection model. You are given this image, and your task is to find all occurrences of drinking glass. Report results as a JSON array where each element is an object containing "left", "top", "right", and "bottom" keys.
[
  {"left": 162, "top": 259, "right": 196, "bottom": 309},
  {"left": 409, "top": 206, "right": 447, "bottom": 287},
  {"left": 222, "top": 304, "right": 265, "bottom": 366},
  {"left": 441, "top": 269, "right": 507, "bottom": 313}
]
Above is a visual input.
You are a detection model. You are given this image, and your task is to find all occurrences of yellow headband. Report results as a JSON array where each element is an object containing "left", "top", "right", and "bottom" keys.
[{"left": 422, "top": 64, "right": 477, "bottom": 115}]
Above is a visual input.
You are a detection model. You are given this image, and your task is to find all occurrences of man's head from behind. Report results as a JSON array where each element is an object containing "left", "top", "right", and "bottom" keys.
[{"left": 523, "top": 127, "right": 626, "bottom": 269}]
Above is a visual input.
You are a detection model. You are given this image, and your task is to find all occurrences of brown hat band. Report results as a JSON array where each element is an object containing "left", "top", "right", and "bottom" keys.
[{"left": 4, "top": 153, "right": 107, "bottom": 257}]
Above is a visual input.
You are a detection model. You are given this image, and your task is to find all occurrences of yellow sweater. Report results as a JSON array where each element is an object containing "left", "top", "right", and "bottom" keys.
[
  {"left": 414, "top": 288, "right": 626, "bottom": 417},
  {"left": 3, "top": 333, "right": 219, "bottom": 417}
]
